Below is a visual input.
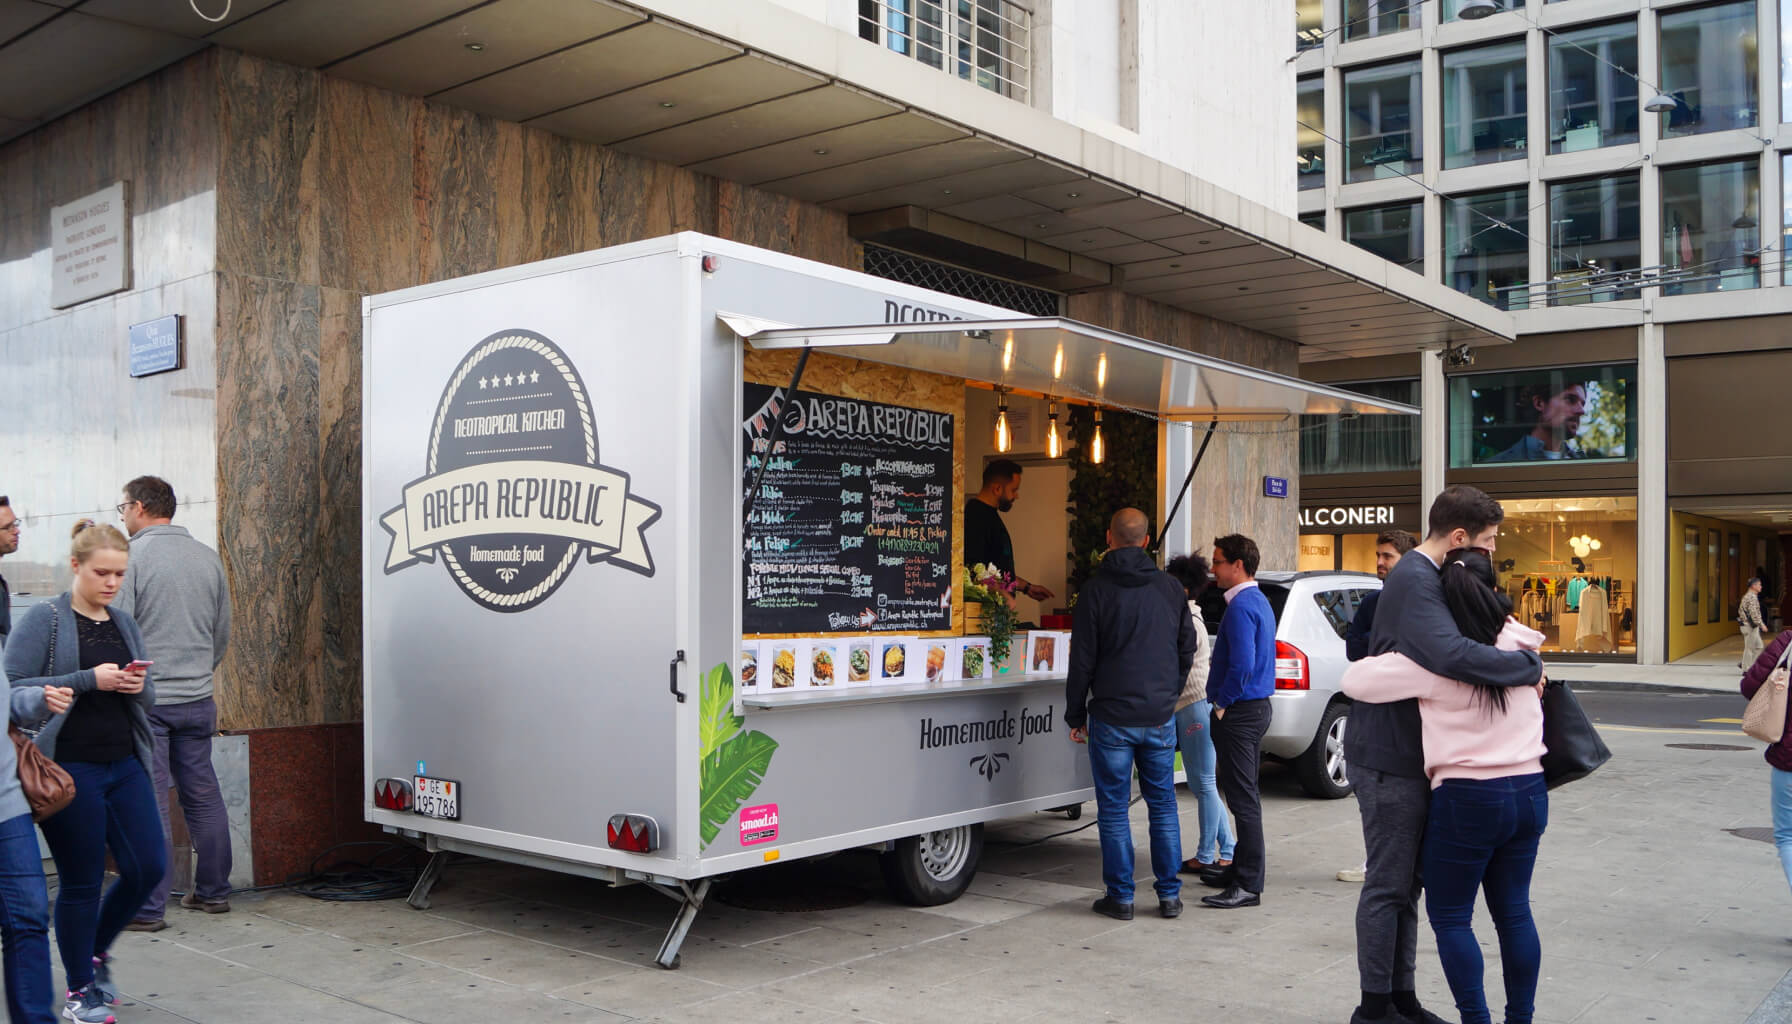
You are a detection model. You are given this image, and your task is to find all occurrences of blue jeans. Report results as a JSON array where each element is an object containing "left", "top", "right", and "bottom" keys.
[
  {"left": 0, "top": 812, "right": 55, "bottom": 1024},
  {"left": 1174, "top": 701, "right": 1234, "bottom": 863},
  {"left": 1771, "top": 767, "right": 1792, "bottom": 895},
  {"left": 1422, "top": 773, "right": 1548, "bottom": 1024},
  {"left": 1087, "top": 716, "right": 1181, "bottom": 903},
  {"left": 39, "top": 758, "right": 166, "bottom": 991}
]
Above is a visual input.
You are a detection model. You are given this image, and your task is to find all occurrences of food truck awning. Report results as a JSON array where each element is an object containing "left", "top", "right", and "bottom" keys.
[{"left": 723, "top": 315, "right": 1419, "bottom": 422}]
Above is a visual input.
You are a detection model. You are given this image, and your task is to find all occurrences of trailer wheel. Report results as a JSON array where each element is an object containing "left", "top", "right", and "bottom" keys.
[{"left": 880, "top": 824, "right": 983, "bottom": 906}]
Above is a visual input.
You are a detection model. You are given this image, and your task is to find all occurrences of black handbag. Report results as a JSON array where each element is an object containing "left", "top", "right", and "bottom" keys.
[{"left": 1540, "top": 680, "right": 1611, "bottom": 789}]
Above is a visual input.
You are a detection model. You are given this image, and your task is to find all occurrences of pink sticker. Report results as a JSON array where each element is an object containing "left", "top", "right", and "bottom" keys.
[{"left": 739, "top": 803, "right": 779, "bottom": 846}]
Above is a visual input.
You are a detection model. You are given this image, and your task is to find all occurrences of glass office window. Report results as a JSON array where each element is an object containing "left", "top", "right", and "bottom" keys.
[
  {"left": 1784, "top": 0, "right": 1792, "bottom": 120},
  {"left": 1659, "top": 1, "right": 1758, "bottom": 139},
  {"left": 1297, "top": 0, "right": 1323, "bottom": 50},
  {"left": 1548, "top": 175, "right": 1641, "bottom": 304},
  {"left": 1300, "top": 378, "right": 1421, "bottom": 474},
  {"left": 1782, "top": 153, "right": 1792, "bottom": 284},
  {"left": 1345, "top": 0, "right": 1412, "bottom": 41},
  {"left": 1443, "top": 40, "right": 1527, "bottom": 168},
  {"left": 1299, "top": 76, "right": 1326, "bottom": 191},
  {"left": 1445, "top": 187, "right": 1529, "bottom": 308},
  {"left": 1660, "top": 159, "right": 1760, "bottom": 295},
  {"left": 1343, "top": 201, "right": 1423, "bottom": 269},
  {"left": 1345, "top": 60, "right": 1421, "bottom": 183},
  {"left": 1300, "top": 209, "right": 1327, "bottom": 230},
  {"left": 1443, "top": 0, "right": 1514, "bottom": 21},
  {"left": 1548, "top": 20, "right": 1639, "bottom": 152}
]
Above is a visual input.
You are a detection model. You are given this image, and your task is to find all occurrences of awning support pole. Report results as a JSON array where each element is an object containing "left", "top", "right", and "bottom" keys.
[
  {"left": 1155, "top": 414, "right": 1218, "bottom": 556},
  {"left": 741, "top": 348, "right": 811, "bottom": 531}
]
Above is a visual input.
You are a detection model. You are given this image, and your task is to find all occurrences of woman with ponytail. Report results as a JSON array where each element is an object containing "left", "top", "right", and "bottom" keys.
[
  {"left": 5, "top": 520, "right": 165, "bottom": 1023},
  {"left": 1341, "top": 549, "right": 1549, "bottom": 1024}
]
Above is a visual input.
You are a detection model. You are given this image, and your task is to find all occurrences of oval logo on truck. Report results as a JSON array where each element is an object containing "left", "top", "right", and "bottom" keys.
[{"left": 378, "top": 329, "right": 661, "bottom": 612}]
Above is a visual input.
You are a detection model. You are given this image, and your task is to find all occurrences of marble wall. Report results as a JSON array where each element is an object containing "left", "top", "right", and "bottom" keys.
[
  {"left": 1067, "top": 288, "right": 1302, "bottom": 569},
  {"left": 209, "top": 51, "right": 857, "bottom": 729},
  {"left": 0, "top": 51, "right": 221, "bottom": 598}
]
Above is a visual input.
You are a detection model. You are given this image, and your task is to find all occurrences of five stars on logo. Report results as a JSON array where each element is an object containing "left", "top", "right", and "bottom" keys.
[{"left": 475, "top": 370, "right": 544, "bottom": 391}]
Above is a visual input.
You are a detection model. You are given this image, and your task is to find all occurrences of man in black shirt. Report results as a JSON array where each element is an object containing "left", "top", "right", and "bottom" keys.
[{"left": 964, "top": 460, "right": 1053, "bottom": 602}]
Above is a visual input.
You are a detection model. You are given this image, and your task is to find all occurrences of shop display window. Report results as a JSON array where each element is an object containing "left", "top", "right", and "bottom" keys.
[
  {"left": 1448, "top": 363, "right": 1635, "bottom": 468},
  {"left": 1497, "top": 497, "right": 1637, "bottom": 656},
  {"left": 1684, "top": 526, "right": 1701, "bottom": 627}
]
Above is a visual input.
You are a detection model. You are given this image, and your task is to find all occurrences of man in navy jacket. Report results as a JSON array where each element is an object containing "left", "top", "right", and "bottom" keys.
[
  {"left": 1199, "top": 533, "right": 1276, "bottom": 909},
  {"left": 1346, "top": 486, "right": 1543, "bottom": 1024},
  {"left": 1065, "top": 508, "right": 1197, "bottom": 921}
]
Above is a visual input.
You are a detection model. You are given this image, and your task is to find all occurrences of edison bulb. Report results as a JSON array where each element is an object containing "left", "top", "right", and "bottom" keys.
[
  {"left": 1046, "top": 404, "right": 1061, "bottom": 458},
  {"left": 995, "top": 406, "right": 1012, "bottom": 453}
]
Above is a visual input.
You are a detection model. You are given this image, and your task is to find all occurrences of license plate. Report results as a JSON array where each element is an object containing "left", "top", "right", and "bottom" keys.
[{"left": 414, "top": 776, "right": 460, "bottom": 820}]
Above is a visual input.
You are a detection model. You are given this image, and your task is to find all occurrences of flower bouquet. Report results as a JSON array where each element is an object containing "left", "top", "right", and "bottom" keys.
[{"left": 963, "top": 562, "right": 1023, "bottom": 668}]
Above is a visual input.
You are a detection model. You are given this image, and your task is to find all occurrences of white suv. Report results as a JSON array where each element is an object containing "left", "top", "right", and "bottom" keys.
[{"left": 1194, "top": 570, "right": 1382, "bottom": 799}]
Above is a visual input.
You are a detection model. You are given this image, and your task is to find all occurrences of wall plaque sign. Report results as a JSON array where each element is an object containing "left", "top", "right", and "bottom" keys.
[{"left": 51, "top": 181, "right": 130, "bottom": 308}]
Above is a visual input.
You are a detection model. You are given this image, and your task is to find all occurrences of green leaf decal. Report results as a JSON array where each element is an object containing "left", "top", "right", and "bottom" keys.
[
  {"left": 698, "top": 730, "right": 779, "bottom": 848},
  {"left": 699, "top": 662, "right": 741, "bottom": 761}
]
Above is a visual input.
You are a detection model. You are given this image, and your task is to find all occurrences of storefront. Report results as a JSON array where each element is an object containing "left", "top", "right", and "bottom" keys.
[{"left": 1295, "top": 500, "right": 1424, "bottom": 573}]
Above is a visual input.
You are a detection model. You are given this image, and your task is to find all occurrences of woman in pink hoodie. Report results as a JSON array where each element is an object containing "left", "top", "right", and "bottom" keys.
[{"left": 1342, "top": 550, "right": 1547, "bottom": 1024}]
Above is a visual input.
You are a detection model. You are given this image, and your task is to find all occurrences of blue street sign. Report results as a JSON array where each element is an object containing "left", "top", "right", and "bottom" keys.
[
  {"left": 1263, "top": 476, "right": 1289, "bottom": 498},
  {"left": 128, "top": 315, "right": 181, "bottom": 377}
]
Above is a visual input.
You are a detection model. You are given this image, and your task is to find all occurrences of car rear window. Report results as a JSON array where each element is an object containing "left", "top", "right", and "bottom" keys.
[
  {"left": 1195, "top": 583, "right": 1290, "bottom": 633},
  {"left": 1312, "top": 588, "right": 1370, "bottom": 640}
]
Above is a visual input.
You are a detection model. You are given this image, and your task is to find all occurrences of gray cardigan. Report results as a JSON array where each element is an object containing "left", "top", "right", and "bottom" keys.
[{"left": 3, "top": 593, "right": 155, "bottom": 778}]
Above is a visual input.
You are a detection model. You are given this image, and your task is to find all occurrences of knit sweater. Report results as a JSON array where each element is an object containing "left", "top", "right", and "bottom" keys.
[
  {"left": 1173, "top": 600, "right": 1214, "bottom": 711},
  {"left": 3, "top": 593, "right": 155, "bottom": 776},
  {"left": 112, "top": 524, "right": 231, "bottom": 704},
  {"left": 1341, "top": 618, "right": 1547, "bottom": 788},
  {"left": 1207, "top": 582, "right": 1277, "bottom": 710}
]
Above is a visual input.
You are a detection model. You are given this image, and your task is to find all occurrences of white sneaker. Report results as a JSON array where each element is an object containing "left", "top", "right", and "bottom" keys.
[
  {"left": 62, "top": 984, "right": 115, "bottom": 1024},
  {"left": 1337, "top": 866, "right": 1367, "bottom": 883}
]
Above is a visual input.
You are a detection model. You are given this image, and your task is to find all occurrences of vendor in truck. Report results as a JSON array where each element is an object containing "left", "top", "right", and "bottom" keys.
[{"left": 964, "top": 459, "right": 1054, "bottom": 603}]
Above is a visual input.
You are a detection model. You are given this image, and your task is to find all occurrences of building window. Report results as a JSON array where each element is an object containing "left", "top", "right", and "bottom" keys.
[
  {"left": 1547, "top": 20, "right": 1639, "bottom": 153},
  {"left": 1498, "top": 497, "right": 1638, "bottom": 656},
  {"left": 1299, "top": 378, "right": 1420, "bottom": 474},
  {"left": 1343, "top": 201, "right": 1423, "bottom": 270},
  {"left": 1299, "top": 77, "right": 1326, "bottom": 191},
  {"left": 1297, "top": 0, "right": 1323, "bottom": 49},
  {"left": 1449, "top": 364, "right": 1638, "bottom": 467},
  {"left": 1300, "top": 209, "right": 1327, "bottom": 230},
  {"left": 1345, "top": 60, "right": 1421, "bottom": 183},
  {"left": 1781, "top": 153, "right": 1792, "bottom": 284},
  {"left": 1442, "top": 0, "right": 1516, "bottom": 21},
  {"left": 1660, "top": 158, "right": 1760, "bottom": 296},
  {"left": 1783, "top": 0, "right": 1792, "bottom": 121},
  {"left": 1445, "top": 187, "right": 1529, "bottom": 309},
  {"left": 1442, "top": 40, "right": 1527, "bottom": 169},
  {"left": 1547, "top": 174, "right": 1641, "bottom": 305},
  {"left": 1344, "top": 0, "right": 1412, "bottom": 42},
  {"left": 1658, "top": 0, "right": 1757, "bottom": 139},
  {"left": 856, "top": 0, "right": 1031, "bottom": 100}
]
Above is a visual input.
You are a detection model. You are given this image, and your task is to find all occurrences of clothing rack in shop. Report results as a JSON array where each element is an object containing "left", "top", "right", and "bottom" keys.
[{"left": 1511, "top": 571, "right": 1629, "bottom": 651}]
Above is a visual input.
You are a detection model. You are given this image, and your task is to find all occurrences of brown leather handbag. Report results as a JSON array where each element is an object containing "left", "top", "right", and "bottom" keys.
[{"left": 12, "top": 609, "right": 75, "bottom": 822}]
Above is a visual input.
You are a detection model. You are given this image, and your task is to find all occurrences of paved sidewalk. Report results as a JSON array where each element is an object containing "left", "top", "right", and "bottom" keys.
[
  {"left": 1548, "top": 634, "right": 1757, "bottom": 693},
  {"left": 88, "top": 723, "right": 1791, "bottom": 1023}
]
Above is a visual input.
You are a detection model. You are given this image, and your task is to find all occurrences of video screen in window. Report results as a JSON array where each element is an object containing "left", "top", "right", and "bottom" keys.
[{"left": 1449, "top": 363, "right": 1636, "bottom": 467}]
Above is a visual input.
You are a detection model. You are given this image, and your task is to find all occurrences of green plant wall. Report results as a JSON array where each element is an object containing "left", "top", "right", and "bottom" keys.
[{"left": 1065, "top": 406, "right": 1159, "bottom": 595}]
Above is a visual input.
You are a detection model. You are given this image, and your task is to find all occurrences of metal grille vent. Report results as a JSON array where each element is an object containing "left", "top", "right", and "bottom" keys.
[{"left": 862, "top": 245, "right": 1061, "bottom": 317}]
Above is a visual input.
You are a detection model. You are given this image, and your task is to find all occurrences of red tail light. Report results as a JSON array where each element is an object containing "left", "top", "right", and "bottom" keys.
[
  {"left": 1274, "top": 641, "right": 1310, "bottom": 690},
  {"left": 373, "top": 778, "right": 413, "bottom": 811},
  {"left": 607, "top": 814, "right": 660, "bottom": 853}
]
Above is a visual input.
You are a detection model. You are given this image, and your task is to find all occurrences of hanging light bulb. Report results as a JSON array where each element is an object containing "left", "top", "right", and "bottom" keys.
[
  {"left": 1046, "top": 401, "right": 1061, "bottom": 458},
  {"left": 1090, "top": 408, "right": 1105, "bottom": 465},
  {"left": 994, "top": 391, "right": 1012, "bottom": 454}
]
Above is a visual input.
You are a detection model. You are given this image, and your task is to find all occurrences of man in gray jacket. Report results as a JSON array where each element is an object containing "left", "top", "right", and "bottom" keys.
[{"left": 114, "top": 476, "right": 234, "bottom": 930}]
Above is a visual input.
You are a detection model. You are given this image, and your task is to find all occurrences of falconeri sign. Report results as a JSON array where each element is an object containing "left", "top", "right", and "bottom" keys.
[
  {"left": 380, "top": 329, "right": 661, "bottom": 612},
  {"left": 1299, "top": 505, "right": 1397, "bottom": 528}
]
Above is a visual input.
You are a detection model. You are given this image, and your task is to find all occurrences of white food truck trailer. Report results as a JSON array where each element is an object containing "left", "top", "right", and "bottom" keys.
[{"left": 361, "top": 233, "right": 1413, "bottom": 967}]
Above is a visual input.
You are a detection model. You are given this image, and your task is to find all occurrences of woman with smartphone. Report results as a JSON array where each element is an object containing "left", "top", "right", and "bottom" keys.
[{"left": 4, "top": 520, "right": 165, "bottom": 1023}]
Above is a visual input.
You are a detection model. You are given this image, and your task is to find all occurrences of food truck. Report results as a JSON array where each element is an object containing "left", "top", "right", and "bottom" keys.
[{"left": 361, "top": 233, "right": 1412, "bottom": 967}]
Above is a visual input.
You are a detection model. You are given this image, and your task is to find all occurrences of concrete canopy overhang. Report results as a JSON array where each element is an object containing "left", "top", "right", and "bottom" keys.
[{"left": 4, "top": 0, "right": 1516, "bottom": 360}]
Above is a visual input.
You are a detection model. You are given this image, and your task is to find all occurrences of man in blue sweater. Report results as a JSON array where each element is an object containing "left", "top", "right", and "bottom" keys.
[
  {"left": 1346, "top": 486, "right": 1543, "bottom": 1024},
  {"left": 1200, "top": 534, "right": 1275, "bottom": 909}
]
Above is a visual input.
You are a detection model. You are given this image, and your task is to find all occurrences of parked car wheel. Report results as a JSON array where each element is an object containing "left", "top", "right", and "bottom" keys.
[
  {"left": 1296, "top": 702, "right": 1352, "bottom": 799},
  {"left": 880, "top": 824, "right": 983, "bottom": 905}
]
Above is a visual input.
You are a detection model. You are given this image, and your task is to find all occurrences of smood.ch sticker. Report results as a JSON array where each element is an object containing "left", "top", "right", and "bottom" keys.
[
  {"left": 380, "top": 329, "right": 661, "bottom": 612},
  {"left": 739, "top": 803, "right": 779, "bottom": 846}
]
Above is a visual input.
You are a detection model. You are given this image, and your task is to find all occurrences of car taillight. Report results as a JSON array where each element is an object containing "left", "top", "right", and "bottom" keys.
[
  {"left": 1274, "top": 640, "right": 1309, "bottom": 690},
  {"left": 607, "top": 814, "right": 660, "bottom": 853},
  {"left": 373, "top": 778, "right": 413, "bottom": 811}
]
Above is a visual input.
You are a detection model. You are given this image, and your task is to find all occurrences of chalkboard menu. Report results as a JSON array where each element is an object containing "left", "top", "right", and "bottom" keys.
[{"left": 742, "top": 383, "right": 954, "bottom": 635}]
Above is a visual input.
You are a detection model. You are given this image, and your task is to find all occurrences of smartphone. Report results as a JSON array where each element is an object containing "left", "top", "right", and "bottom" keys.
[{"left": 125, "top": 660, "right": 153, "bottom": 672}]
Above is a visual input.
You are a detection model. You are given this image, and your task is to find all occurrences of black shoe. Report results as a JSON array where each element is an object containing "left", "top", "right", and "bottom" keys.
[
  {"left": 1159, "top": 897, "right": 1183, "bottom": 918},
  {"left": 1347, "top": 1008, "right": 1396, "bottom": 1024},
  {"left": 1091, "top": 896, "right": 1134, "bottom": 920},
  {"left": 1394, "top": 1007, "right": 1454, "bottom": 1024},
  {"left": 1199, "top": 868, "right": 1236, "bottom": 888},
  {"left": 1199, "top": 886, "right": 1260, "bottom": 909}
]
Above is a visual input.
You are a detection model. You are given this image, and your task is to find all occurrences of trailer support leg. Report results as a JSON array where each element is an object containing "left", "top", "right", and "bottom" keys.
[
  {"left": 408, "top": 851, "right": 449, "bottom": 910},
  {"left": 646, "top": 878, "right": 712, "bottom": 970}
]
